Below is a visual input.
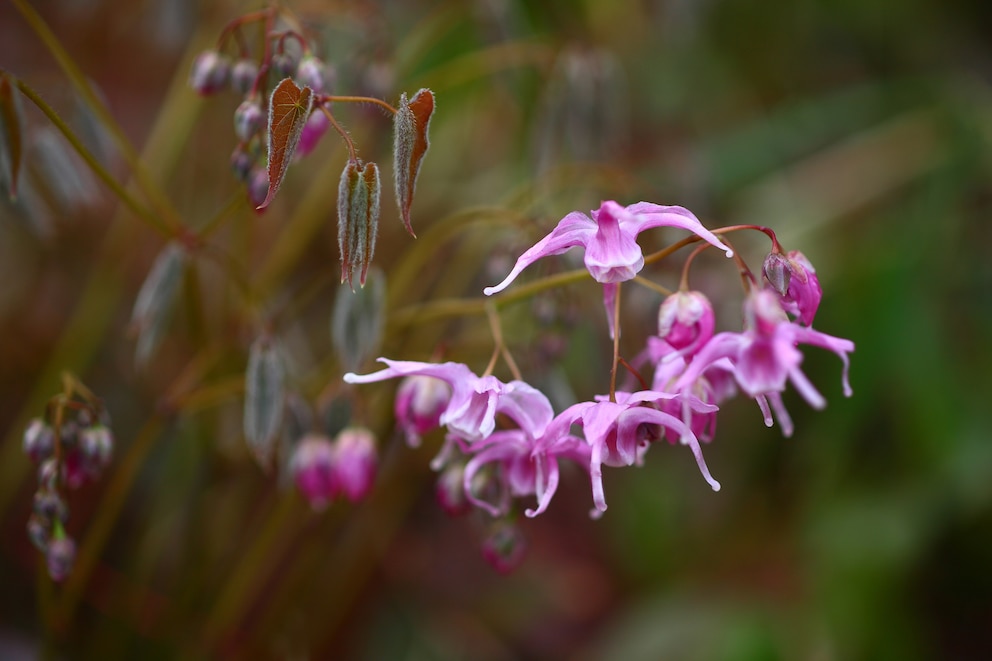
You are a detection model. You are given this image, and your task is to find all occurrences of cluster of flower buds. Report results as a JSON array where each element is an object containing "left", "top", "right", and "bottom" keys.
[
  {"left": 343, "top": 199, "right": 855, "bottom": 570},
  {"left": 22, "top": 378, "right": 114, "bottom": 582},
  {"left": 289, "top": 427, "right": 378, "bottom": 511}
]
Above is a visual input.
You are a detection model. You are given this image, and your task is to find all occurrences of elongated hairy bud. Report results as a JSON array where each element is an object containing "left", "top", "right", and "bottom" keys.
[{"left": 337, "top": 159, "right": 381, "bottom": 289}]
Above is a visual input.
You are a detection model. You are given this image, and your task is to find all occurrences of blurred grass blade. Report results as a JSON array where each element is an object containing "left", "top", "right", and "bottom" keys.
[
  {"left": 0, "top": 72, "right": 25, "bottom": 200},
  {"left": 244, "top": 335, "right": 286, "bottom": 468},
  {"left": 331, "top": 267, "right": 385, "bottom": 372},
  {"left": 393, "top": 88, "right": 435, "bottom": 237},
  {"left": 131, "top": 242, "right": 187, "bottom": 365},
  {"left": 259, "top": 78, "right": 314, "bottom": 210}
]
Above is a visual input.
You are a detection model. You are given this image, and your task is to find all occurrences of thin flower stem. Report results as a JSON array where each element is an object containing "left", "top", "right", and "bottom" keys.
[
  {"left": 320, "top": 104, "right": 358, "bottom": 162},
  {"left": 679, "top": 244, "right": 711, "bottom": 291},
  {"left": 10, "top": 78, "right": 170, "bottom": 235},
  {"left": 618, "top": 357, "right": 650, "bottom": 391},
  {"left": 632, "top": 275, "right": 673, "bottom": 297},
  {"left": 609, "top": 282, "right": 622, "bottom": 402},
  {"left": 196, "top": 191, "right": 251, "bottom": 240},
  {"left": 323, "top": 95, "right": 398, "bottom": 115},
  {"left": 485, "top": 302, "right": 522, "bottom": 381}
]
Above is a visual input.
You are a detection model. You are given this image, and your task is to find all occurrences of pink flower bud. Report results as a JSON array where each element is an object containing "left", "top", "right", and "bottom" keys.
[
  {"left": 230, "top": 58, "right": 259, "bottom": 95},
  {"left": 290, "top": 434, "right": 338, "bottom": 511},
  {"left": 435, "top": 462, "right": 471, "bottom": 516},
  {"left": 481, "top": 522, "right": 527, "bottom": 574},
  {"left": 337, "top": 159, "right": 381, "bottom": 288},
  {"left": 233, "top": 99, "right": 265, "bottom": 142},
  {"left": 23, "top": 418, "right": 54, "bottom": 463},
  {"left": 395, "top": 375, "right": 451, "bottom": 447},
  {"left": 189, "top": 50, "right": 231, "bottom": 96},
  {"left": 762, "top": 250, "right": 822, "bottom": 326},
  {"left": 78, "top": 424, "right": 113, "bottom": 480},
  {"left": 333, "top": 428, "right": 378, "bottom": 503},
  {"left": 746, "top": 288, "right": 789, "bottom": 336},
  {"left": 295, "top": 55, "right": 327, "bottom": 94},
  {"left": 27, "top": 515, "right": 49, "bottom": 551},
  {"left": 46, "top": 535, "right": 76, "bottom": 582},
  {"left": 247, "top": 167, "right": 269, "bottom": 209},
  {"left": 294, "top": 108, "right": 330, "bottom": 160},
  {"left": 33, "top": 489, "right": 68, "bottom": 524},
  {"left": 657, "top": 290, "right": 715, "bottom": 357},
  {"left": 230, "top": 147, "right": 254, "bottom": 182}
]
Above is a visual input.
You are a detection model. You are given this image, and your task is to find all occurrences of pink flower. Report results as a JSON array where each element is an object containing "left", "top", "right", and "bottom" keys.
[
  {"left": 674, "top": 289, "right": 854, "bottom": 434},
  {"left": 290, "top": 434, "right": 338, "bottom": 511},
  {"left": 657, "top": 290, "right": 715, "bottom": 359},
  {"left": 344, "top": 359, "right": 553, "bottom": 443},
  {"left": 484, "top": 200, "right": 733, "bottom": 295},
  {"left": 333, "top": 428, "right": 378, "bottom": 503},
  {"left": 763, "top": 250, "right": 822, "bottom": 326},
  {"left": 394, "top": 375, "right": 451, "bottom": 447}
]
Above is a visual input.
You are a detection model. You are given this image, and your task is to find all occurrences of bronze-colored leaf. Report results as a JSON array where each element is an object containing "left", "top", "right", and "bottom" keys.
[
  {"left": 257, "top": 78, "right": 314, "bottom": 210},
  {"left": 392, "top": 88, "right": 435, "bottom": 237},
  {"left": 0, "top": 73, "right": 25, "bottom": 200}
]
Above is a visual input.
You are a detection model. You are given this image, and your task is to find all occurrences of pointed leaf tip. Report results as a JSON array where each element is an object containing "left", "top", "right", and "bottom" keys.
[
  {"left": 393, "top": 88, "right": 435, "bottom": 237},
  {"left": 258, "top": 78, "right": 314, "bottom": 210},
  {"left": 0, "top": 73, "right": 25, "bottom": 200}
]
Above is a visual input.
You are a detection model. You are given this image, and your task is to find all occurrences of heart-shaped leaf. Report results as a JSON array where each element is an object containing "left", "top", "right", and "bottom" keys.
[
  {"left": 0, "top": 73, "right": 24, "bottom": 200},
  {"left": 257, "top": 78, "right": 314, "bottom": 210},
  {"left": 393, "top": 88, "right": 435, "bottom": 237}
]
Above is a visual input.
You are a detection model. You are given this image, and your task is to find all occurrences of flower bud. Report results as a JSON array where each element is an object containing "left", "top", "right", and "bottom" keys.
[
  {"left": 294, "top": 107, "right": 330, "bottom": 160},
  {"left": 38, "top": 458, "right": 63, "bottom": 491},
  {"left": 337, "top": 159, "right": 381, "bottom": 288},
  {"left": 27, "top": 515, "right": 49, "bottom": 551},
  {"left": 23, "top": 418, "right": 55, "bottom": 463},
  {"left": 333, "top": 428, "right": 377, "bottom": 503},
  {"left": 189, "top": 50, "right": 231, "bottom": 96},
  {"left": 745, "top": 288, "right": 789, "bottom": 336},
  {"left": 230, "top": 58, "right": 259, "bottom": 95},
  {"left": 435, "top": 462, "right": 471, "bottom": 516},
  {"left": 657, "top": 291, "right": 715, "bottom": 357},
  {"left": 33, "top": 489, "right": 69, "bottom": 524},
  {"left": 295, "top": 55, "right": 327, "bottom": 94},
  {"left": 46, "top": 535, "right": 76, "bottom": 582},
  {"left": 395, "top": 375, "right": 451, "bottom": 447},
  {"left": 481, "top": 521, "right": 527, "bottom": 574},
  {"left": 230, "top": 147, "right": 254, "bottom": 182},
  {"left": 247, "top": 167, "right": 269, "bottom": 209},
  {"left": 233, "top": 99, "right": 265, "bottom": 142},
  {"left": 290, "top": 434, "right": 338, "bottom": 511},
  {"left": 78, "top": 424, "right": 113, "bottom": 478},
  {"left": 762, "top": 250, "right": 822, "bottom": 326},
  {"left": 270, "top": 52, "right": 298, "bottom": 79}
]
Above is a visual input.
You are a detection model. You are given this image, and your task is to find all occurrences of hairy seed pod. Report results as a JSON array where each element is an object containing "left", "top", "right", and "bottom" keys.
[{"left": 337, "top": 159, "right": 381, "bottom": 289}]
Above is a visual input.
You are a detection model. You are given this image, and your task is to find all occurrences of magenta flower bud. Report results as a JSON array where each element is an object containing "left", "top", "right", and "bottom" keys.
[
  {"left": 23, "top": 418, "right": 55, "bottom": 463},
  {"left": 233, "top": 99, "right": 265, "bottom": 142},
  {"left": 294, "top": 108, "right": 330, "bottom": 160},
  {"left": 746, "top": 287, "right": 789, "bottom": 336},
  {"left": 189, "top": 50, "right": 231, "bottom": 96},
  {"left": 247, "top": 167, "right": 269, "bottom": 209},
  {"left": 46, "top": 535, "right": 76, "bottom": 582},
  {"left": 481, "top": 522, "right": 527, "bottom": 574},
  {"left": 230, "top": 58, "right": 259, "bottom": 95},
  {"left": 435, "top": 462, "right": 472, "bottom": 516},
  {"left": 395, "top": 375, "right": 451, "bottom": 447},
  {"left": 657, "top": 290, "right": 715, "bottom": 357},
  {"left": 295, "top": 55, "right": 327, "bottom": 94},
  {"left": 78, "top": 424, "right": 113, "bottom": 478},
  {"left": 333, "top": 428, "right": 378, "bottom": 503},
  {"left": 763, "top": 250, "right": 822, "bottom": 326},
  {"left": 290, "top": 434, "right": 338, "bottom": 511}
]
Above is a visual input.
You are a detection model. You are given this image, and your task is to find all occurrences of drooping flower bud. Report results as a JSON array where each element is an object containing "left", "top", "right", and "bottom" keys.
[
  {"left": 745, "top": 288, "right": 789, "bottom": 337},
  {"left": 435, "top": 462, "right": 472, "bottom": 516},
  {"left": 332, "top": 427, "right": 377, "bottom": 503},
  {"left": 657, "top": 290, "right": 715, "bottom": 358},
  {"left": 337, "top": 159, "right": 381, "bottom": 289},
  {"left": 392, "top": 88, "right": 435, "bottom": 237},
  {"left": 762, "top": 250, "right": 822, "bottom": 326},
  {"left": 247, "top": 167, "right": 269, "bottom": 209},
  {"left": 233, "top": 99, "right": 265, "bottom": 142},
  {"left": 295, "top": 55, "right": 327, "bottom": 94},
  {"left": 78, "top": 424, "right": 113, "bottom": 479},
  {"left": 290, "top": 434, "right": 338, "bottom": 511},
  {"left": 294, "top": 107, "right": 330, "bottom": 160},
  {"left": 230, "top": 147, "right": 254, "bottom": 182},
  {"left": 395, "top": 375, "right": 451, "bottom": 447},
  {"left": 230, "top": 58, "right": 259, "bottom": 95},
  {"left": 27, "top": 515, "right": 49, "bottom": 551},
  {"left": 270, "top": 52, "right": 298, "bottom": 79},
  {"left": 46, "top": 534, "right": 76, "bottom": 582},
  {"left": 481, "top": 521, "right": 527, "bottom": 574},
  {"left": 189, "top": 50, "right": 231, "bottom": 96},
  {"left": 23, "top": 418, "right": 55, "bottom": 463}
]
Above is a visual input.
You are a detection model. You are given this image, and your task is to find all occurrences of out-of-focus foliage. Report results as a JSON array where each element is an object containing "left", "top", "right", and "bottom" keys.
[{"left": 0, "top": 0, "right": 990, "bottom": 659}]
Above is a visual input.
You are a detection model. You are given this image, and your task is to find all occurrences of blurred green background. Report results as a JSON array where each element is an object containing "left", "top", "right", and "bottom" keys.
[{"left": 1, "top": 0, "right": 991, "bottom": 659}]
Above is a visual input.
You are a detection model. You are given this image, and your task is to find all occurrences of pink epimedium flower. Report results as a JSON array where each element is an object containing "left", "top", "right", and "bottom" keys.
[
  {"left": 657, "top": 290, "right": 715, "bottom": 359},
  {"left": 763, "top": 250, "right": 822, "bottom": 326},
  {"left": 674, "top": 289, "right": 854, "bottom": 434},
  {"left": 554, "top": 390, "right": 721, "bottom": 515},
  {"left": 290, "top": 434, "right": 338, "bottom": 511},
  {"left": 394, "top": 375, "right": 451, "bottom": 447},
  {"left": 333, "top": 427, "right": 378, "bottom": 503},
  {"left": 343, "top": 359, "right": 554, "bottom": 443},
  {"left": 483, "top": 201, "right": 734, "bottom": 295}
]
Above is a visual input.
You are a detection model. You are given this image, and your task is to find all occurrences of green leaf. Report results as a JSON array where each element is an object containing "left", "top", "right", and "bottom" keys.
[
  {"left": 243, "top": 336, "right": 286, "bottom": 467},
  {"left": 131, "top": 242, "right": 187, "bottom": 366}
]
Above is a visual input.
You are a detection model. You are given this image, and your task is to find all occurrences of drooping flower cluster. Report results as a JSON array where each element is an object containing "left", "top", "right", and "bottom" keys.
[
  {"left": 343, "top": 200, "right": 855, "bottom": 570},
  {"left": 22, "top": 376, "right": 114, "bottom": 582},
  {"left": 289, "top": 428, "right": 378, "bottom": 511}
]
